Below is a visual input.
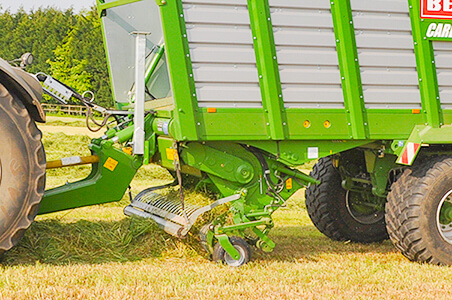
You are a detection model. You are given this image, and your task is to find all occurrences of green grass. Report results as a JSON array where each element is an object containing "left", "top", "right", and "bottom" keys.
[{"left": 1, "top": 130, "right": 452, "bottom": 299}]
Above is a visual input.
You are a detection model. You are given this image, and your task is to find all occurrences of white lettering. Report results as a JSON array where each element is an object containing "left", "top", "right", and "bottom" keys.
[
  {"left": 427, "top": 23, "right": 438, "bottom": 37},
  {"left": 445, "top": 0, "right": 452, "bottom": 11},
  {"left": 443, "top": 24, "right": 452, "bottom": 37},
  {"left": 428, "top": 0, "right": 443, "bottom": 11},
  {"left": 434, "top": 23, "right": 445, "bottom": 37}
]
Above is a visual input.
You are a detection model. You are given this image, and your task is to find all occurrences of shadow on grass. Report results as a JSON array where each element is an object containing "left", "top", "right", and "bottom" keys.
[
  {"left": 1, "top": 217, "right": 397, "bottom": 266},
  {"left": 253, "top": 226, "right": 397, "bottom": 263}
]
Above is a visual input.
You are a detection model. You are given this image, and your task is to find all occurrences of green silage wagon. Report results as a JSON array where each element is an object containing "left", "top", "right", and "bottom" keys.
[{"left": 2, "top": 0, "right": 452, "bottom": 266}]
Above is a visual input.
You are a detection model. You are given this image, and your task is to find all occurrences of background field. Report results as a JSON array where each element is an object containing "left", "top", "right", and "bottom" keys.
[{"left": 1, "top": 119, "right": 452, "bottom": 299}]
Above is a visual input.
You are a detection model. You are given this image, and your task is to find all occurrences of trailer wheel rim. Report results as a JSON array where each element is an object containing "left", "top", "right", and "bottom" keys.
[
  {"left": 437, "top": 189, "right": 452, "bottom": 245},
  {"left": 223, "top": 245, "right": 247, "bottom": 267},
  {"left": 345, "top": 191, "right": 385, "bottom": 225}
]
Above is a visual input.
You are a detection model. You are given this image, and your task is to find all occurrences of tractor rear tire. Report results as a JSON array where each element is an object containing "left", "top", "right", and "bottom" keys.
[
  {"left": 305, "top": 157, "right": 388, "bottom": 243},
  {"left": 386, "top": 156, "right": 452, "bottom": 265},
  {"left": 0, "top": 83, "right": 46, "bottom": 255}
]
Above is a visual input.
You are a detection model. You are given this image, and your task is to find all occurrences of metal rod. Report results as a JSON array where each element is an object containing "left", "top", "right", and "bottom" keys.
[
  {"left": 46, "top": 155, "right": 100, "bottom": 169},
  {"left": 132, "top": 31, "right": 149, "bottom": 155},
  {"left": 145, "top": 44, "right": 165, "bottom": 86}
]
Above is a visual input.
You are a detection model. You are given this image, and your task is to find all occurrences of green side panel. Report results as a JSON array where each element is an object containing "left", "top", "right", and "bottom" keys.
[
  {"left": 330, "top": 0, "right": 367, "bottom": 139},
  {"left": 199, "top": 109, "right": 267, "bottom": 140},
  {"left": 367, "top": 110, "right": 427, "bottom": 140},
  {"left": 409, "top": 0, "right": 443, "bottom": 128},
  {"left": 159, "top": 0, "right": 199, "bottom": 141},
  {"left": 442, "top": 111, "right": 452, "bottom": 125},
  {"left": 285, "top": 109, "right": 350, "bottom": 139},
  {"left": 247, "top": 0, "right": 286, "bottom": 140}
]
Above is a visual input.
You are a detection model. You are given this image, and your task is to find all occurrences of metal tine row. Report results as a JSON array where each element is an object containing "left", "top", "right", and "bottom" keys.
[
  {"left": 140, "top": 192, "right": 201, "bottom": 212},
  {"left": 131, "top": 201, "right": 187, "bottom": 225},
  {"left": 135, "top": 191, "right": 202, "bottom": 218}
]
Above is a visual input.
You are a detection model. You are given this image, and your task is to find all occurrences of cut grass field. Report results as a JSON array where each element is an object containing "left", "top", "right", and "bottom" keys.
[{"left": 1, "top": 122, "right": 452, "bottom": 299}]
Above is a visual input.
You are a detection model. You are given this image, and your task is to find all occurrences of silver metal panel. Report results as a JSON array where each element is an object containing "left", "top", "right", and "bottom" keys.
[
  {"left": 269, "top": 0, "right": 343, "bottom": 109},
  {"left": 358, "top": 51, "right": 417, "bottom": 68},
  {"left": 434, "top": 41, "right": 452, "bottom": 109},
  {"left": 273, "top": 30, "right": 336, "bottom": 48},
  {"left": 280, "top": 67, "right": 342, "bottom": 85},
  {"left": 268, "top": 0, "right": 331, "bottom": 9},
  {"left": 352, "top": 0, "right": 421, "bottom": 109},
  {"left": 355, "top": 33, "right": 414, "bottom": 50},
  {"left": 193, "top": 65, "right": 260, "bottom": 83},
  {"left": 183, "top": 0, "right": 261, "bottom": 108},
  {"left": 195, "top": 84, "right": 262, "bottom": 108},
  {"left": 271, "top": 10, "right": 334, "bottom": 29},
  {"left": 350, "top": 0, "right": 411, "bottom": 13},
  {"left": 186, "top": 25, "right": 253, "bottom": 45},
  {"left": 102, "top": 0, "right": 170, "bottom": 103},
  {"left": 353, "top": 15, "right": 412, "bottom": 32},
  {"left": 282, "top": 86, "right": 344, "bottom": 109},
  {"left": 360, "top": 69, "right": 419, "bottom": 86}
]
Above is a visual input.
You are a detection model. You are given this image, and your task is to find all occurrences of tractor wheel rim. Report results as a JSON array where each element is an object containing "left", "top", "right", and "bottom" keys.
[
  {"left": 345, "top": 190, "right": 385, "bottom": 225},
  {"left": 436, "top": 189, "right": 452, "bottom": 245},
  {"left": 224, "top": 245, "right": 246, "bottom": 267}
]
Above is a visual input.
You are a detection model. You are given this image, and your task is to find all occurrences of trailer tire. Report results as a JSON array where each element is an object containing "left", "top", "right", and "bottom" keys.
[
  {"left": 305, "top": 157, "right": 388, "bottom": 243},
  {"left": 386, "top": 156, "right": 452, "bottom": 265},
  {"left": 0, "top": 83, "right": 46, "bottom": 255}
]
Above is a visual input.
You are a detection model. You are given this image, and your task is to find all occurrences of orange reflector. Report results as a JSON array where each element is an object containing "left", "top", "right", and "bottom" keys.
[
  {"left": 286, "top": 178, "right": 293, "bottom": 190},
  {"left": 412, "top": 109, "right": 421, "bottom": 114},
  {"left": 207, "top": 108, "right": 217, "bottom": 113}
]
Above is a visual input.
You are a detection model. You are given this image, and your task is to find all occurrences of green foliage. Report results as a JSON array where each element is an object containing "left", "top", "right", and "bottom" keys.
[
  {"left": 0, "top": 6, "right": 114, "bottom": 107},
  {"left": 48, "top": 37, "right": 92, "bottom": 95}
]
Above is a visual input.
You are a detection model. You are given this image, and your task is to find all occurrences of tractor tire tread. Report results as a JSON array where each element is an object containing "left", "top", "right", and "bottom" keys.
[{"left": 0, "top": 83, "right": 46, "bottom": 254}]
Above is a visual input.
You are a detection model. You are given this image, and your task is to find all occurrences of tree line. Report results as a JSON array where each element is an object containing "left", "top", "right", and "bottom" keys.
[{"left": 0, "top": 6, "right": 113, "bottom": 107}]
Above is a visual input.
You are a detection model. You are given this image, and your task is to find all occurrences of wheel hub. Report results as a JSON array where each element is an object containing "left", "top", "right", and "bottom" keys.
[
  {"left": 223, "top": 245, "right": 246, "bottom": 267},
  {"left": 437, "top": 190, "right": 452, "bottom": 245},
  {"left": 345, "top": 191, "right": 385, "bottom": 225}
]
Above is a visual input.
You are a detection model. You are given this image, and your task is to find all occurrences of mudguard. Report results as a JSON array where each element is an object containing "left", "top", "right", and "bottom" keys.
[{"left": 0, "top": 58, "right": 45, "bottom": 123}]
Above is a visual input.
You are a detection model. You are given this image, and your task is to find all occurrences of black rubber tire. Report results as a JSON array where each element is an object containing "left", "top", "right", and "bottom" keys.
[
  {"left": 212, "top": 237, "right": 251, "bottom": 267},
  {"left": 305, "top": 157, "right": 388, "bottom": 243},
  {"left": 0, "top": 82, "right": 46, "bottom": 255},
  {"left": 386, "top": 156, "right": 452, "bottom": 265}
]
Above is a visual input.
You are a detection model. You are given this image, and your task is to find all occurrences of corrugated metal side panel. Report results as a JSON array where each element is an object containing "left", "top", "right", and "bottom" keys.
[
  {"left": 269, "top": 0, "right": 344, "bottom": 109},
  {"left": 351, "top": 0, "right": 421, "bottom": 109},
  {"left": 182, "top": 0, "right": 262, "bottom": 108},
  {"left": 433, "top": 41, "right": 452, "bottom": 110}
]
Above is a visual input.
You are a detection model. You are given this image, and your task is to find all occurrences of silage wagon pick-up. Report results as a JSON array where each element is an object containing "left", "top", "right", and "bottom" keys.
[{"left": 2, "top": 0, "right": 452, "bottom": 266}]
